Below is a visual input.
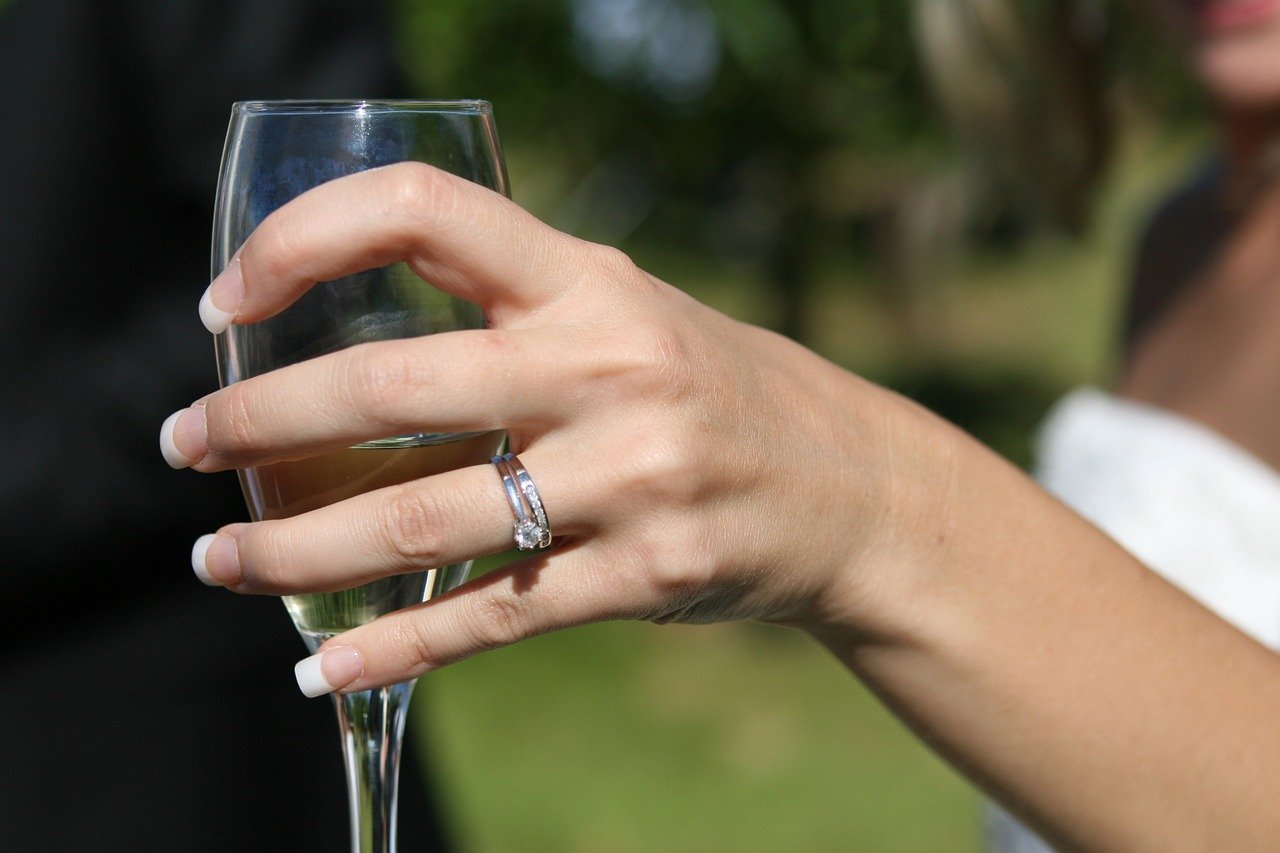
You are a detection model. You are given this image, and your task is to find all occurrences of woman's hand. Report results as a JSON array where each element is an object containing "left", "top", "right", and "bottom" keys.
[
  {"left": 159, "top": 162, "right": 1280, "bottom": 848},
  {"left": 160, "top": 162, "right": 946, "bottom": 695}
]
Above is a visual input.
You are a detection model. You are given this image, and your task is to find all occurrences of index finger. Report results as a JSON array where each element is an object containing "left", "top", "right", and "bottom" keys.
[{"left": 200, "top": 162, "right": 588, "bottom": 333}]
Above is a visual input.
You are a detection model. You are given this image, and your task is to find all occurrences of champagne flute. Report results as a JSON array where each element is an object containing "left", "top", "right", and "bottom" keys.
[{"left": 211, "top": 100, "right": 508, "bottom": 853}]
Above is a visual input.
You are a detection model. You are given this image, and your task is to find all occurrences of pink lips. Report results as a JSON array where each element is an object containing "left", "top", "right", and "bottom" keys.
[{"left": 1195, "top": 0, "right": 1280, "bottom": 31}]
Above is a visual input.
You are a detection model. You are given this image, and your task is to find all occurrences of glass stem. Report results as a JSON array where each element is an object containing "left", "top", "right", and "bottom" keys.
[{"left": 333, "top": 682, "right": 415, "bottom": 853}]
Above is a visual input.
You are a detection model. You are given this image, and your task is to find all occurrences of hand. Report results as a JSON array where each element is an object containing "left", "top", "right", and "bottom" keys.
[
  {"left": 161, "top": 162, "right": 947, "bottom": 695},
  {"left": 159, "top": 165, "right": 1280, "bottom": 849}
]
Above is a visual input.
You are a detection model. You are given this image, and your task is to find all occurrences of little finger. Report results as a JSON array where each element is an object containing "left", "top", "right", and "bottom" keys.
[{"left": 292, "top": 544, "right": 657, "bottom": 696}]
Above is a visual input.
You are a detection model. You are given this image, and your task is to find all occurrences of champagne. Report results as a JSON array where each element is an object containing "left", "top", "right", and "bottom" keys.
[{"left": 238, "top": 430, "right": 505, "bottom": 649}]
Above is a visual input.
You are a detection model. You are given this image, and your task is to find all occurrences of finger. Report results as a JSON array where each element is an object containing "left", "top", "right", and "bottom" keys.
[
  {"left": 203, "top": 162, "right": 600, "bottom": 331},
  {"left": 193, "top": 445, "right": 588, "bottom": 594},
  {"left": 164, "top": 325, "right": 595, "bottom": 472},
  {"left": 291, "top": 544, "right": 656, "bottom": 696}
]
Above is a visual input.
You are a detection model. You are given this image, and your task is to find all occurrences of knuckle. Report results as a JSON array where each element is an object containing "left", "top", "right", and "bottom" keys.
[
  {"left": 386, "top": 161, "right": 451, "bottom": 223},
  {"left": 214, "top": 384, "right": 258, "bottom": 452},
  {"left": 633, "top": 519, "right": 715, "bottom": 595},
  {"left": 248, "top": 213, "right": 304, "bottom": 283},
  {"left": 620, "top": 430, "right": 703, "bottom": 507},
  {"left": 235, "top": 521, "right": 292, "bottom": 591},
  {"left": 466, "top": 591, "right": 531, "bottom": 651},
  {"left": 589, "top": 242, "right": 640, "bottom": 282},
  {"left": 381, "top": 486, "right": 446, "bottom": 567},
  {"left": 614, "top": 322, "right": 696, "bottom": 401},
  {"left": 383, "top": 616, "right": 439, "bottom": 675},
  {"left": 343, "top": 344, "right": 427, "bottom": 426}
]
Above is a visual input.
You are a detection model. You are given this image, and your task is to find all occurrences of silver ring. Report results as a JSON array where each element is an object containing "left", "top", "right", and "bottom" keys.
[
  {"left": 502, "top": 452, "right": 552, "bottom": 549},
  {"left": 491, "top": 453, "right": 552, "bottom": 550}
]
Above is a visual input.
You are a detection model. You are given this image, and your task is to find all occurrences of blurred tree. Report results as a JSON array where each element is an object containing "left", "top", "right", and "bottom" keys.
[
  {"left": 395, "top": 0, "right": 1206, "bottom": 350},
  {"left": 398, "top": 0, "right": 944, "bottom": 343},
  {"left": 916, "top": 0, "right": 1205, "bottom": 232}
]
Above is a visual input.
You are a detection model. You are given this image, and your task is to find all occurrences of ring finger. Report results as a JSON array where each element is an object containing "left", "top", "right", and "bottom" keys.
[{"left": 193, "top": 443, "right": 590, "bottom": 594}]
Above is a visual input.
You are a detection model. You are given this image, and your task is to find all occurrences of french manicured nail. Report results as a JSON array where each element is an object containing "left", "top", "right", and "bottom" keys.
[
  {"left": 191, "top": 532, "right": 241, "bottom": 586},
  {"left": 159, "top": 405, "right": 208, "bottom": 469},
  {"left": 295, "top": 646, "right": 365, "bottom": 698},
  {"left": 199, "top": 260, "right": 243, "bottom": 334}
]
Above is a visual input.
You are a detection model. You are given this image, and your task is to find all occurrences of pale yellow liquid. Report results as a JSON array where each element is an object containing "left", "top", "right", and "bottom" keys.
[{"left": 238, "top": 431, "right": 505, "bottom": 645}]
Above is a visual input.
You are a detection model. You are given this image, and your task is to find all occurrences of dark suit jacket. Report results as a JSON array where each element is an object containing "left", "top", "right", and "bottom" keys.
[{"left": 0, "top": 2, "right": 450, "bottom": 848}]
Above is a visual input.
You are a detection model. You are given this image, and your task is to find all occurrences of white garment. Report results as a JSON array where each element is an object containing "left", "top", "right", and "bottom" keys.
[{"left": 988, "top": 387, "right": 1280, "bottom": 851}]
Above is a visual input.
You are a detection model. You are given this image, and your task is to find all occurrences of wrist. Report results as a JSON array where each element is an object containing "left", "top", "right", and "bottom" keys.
[
  {"left": 796, "top": 388, "right": 978, "bottom": 649},
  {"left": 796, "top": 384, "right": 1071, "bottom": 663}
]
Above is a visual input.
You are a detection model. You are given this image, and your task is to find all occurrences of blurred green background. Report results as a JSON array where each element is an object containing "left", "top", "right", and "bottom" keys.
[{"left": 390, "top": 1, "right": 1211, "bottom": 849}]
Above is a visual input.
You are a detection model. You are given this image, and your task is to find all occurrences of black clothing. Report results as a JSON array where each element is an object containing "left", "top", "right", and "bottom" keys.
[
  {"left": 1125, "top": 158, "right": 1233, "bottom": 348},
  {"left": 0, "top": 2, "right": 450, "bottom": 848}
]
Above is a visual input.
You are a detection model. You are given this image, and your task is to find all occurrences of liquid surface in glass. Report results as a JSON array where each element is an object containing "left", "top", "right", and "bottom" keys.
[{"left": 238, "top": 430, "right": 505, "bottom": 647}]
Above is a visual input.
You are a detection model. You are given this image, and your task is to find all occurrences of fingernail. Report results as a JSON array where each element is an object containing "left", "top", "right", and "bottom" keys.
[
  {"left": 159, "top": 405, "right": 207, "bottom": 469},
  {"left": 199, "top": 260, "right": 243, "bottom": 334},
  {"left": 294, "top": 646, "right": 365, "bottom": 698},
  {"left": 191, "top": 532, "right": 241, "bottom": 586}
]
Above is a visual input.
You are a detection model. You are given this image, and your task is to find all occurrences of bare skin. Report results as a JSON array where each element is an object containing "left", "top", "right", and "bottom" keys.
[
  {"left": 161, "top": 162, "right": 1280, "bottom": 849},
  {"left": 1121, "top": 0, "right": 1280, "bottom": 468},
  {"left": 1122, "top": 177, "right": 1280, "bottom": 471}
]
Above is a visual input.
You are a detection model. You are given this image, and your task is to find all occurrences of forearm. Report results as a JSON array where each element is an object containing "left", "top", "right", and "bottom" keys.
[{"left": 812, "top": 402, "right": 1280, "bottom": 850}]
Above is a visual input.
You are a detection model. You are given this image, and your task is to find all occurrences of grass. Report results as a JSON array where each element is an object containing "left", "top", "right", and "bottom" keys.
[
  {"left": 416, "top": 618, "right": 980, "bottom": 851},
  {"left": 408, "top": 128, "right": 1207, "bottom": 851}
]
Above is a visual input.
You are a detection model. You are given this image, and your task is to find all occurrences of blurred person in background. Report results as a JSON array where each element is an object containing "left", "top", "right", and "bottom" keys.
[
  {"left": 915, "top": 0, "right": 1280, "bottom": 849},
  {"left": 0, "top": 1, "right": 451, "bottom": 848}
]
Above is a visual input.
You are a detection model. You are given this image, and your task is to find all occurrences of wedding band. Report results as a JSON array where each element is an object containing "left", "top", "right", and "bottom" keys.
[
  {"left": 502, "top": 452, "right": 552, "bottom": 548},
  {"left": 492, "top": 453, "right": 552, "bottom": 550}
]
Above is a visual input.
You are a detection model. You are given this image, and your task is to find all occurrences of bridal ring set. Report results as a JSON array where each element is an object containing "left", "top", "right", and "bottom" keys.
[{"left": 491, "top": 452, "right": 553, "bottom": 551}]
